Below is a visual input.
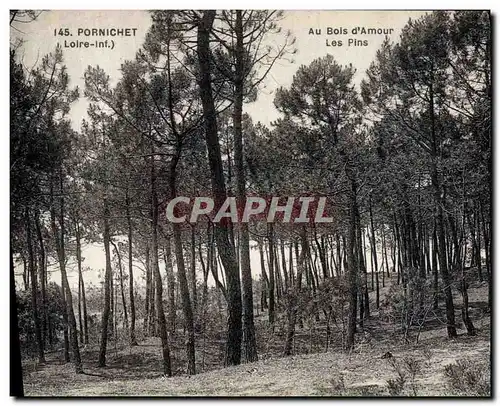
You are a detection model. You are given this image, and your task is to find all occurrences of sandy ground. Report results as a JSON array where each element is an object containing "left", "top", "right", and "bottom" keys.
[{"left": 22, "top": 283, "right": 491, "bottom": 397}]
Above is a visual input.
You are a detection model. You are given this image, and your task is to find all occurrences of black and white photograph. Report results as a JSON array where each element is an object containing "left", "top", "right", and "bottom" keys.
[{"left": 10, "top": 9, "right": 492, "bottom": 397}]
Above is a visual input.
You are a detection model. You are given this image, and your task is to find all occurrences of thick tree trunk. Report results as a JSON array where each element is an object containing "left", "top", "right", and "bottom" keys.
[{"left": 197, "top": 10, "right": 242, "bottom": 366}]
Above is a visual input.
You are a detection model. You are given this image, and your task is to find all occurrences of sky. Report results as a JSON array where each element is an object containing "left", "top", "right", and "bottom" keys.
[{"left": 11, "top": 10, "right": 427, "bottom": 291}]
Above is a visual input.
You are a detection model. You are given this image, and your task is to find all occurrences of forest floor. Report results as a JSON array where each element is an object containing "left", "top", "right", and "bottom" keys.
[{"left": 21, "top": 282, "right": 491, "bottom": 397}]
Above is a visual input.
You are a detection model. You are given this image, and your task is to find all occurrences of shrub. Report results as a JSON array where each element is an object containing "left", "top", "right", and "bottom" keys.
[
  {"left": 443, "top": 359, "right": 490, "bottom": 397},
  {"left": 386, "top": 357, "right": 407, "bottom": 395},
  {"left": 385, "top": 356, "right": 421, "bottom": 396}
]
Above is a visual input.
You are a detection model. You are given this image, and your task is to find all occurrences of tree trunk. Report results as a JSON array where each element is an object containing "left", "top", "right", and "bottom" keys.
[
  {"left": 190, "top": 225, "right": 198, "bottom": 316},
  {"left": 346, "top": 174, "right": 358, "bottom": 350},
  {"left": 268, "top": 224, "right": 276, "bottom": 325},
  {"left": 284, "top": 227, "right": 307, "bottom": 356},
  {"left": 26, "top": 209, "right": 45, "bottom": 363},
  {"left": 163, "top": 238, "right": 176, "bottom": 334},
  {"left": 111, "top": 240, "right": 129, "bottom": 333},
  {"left": 369, "top": 196, "right": 379, "bottom": 308},
  {"left": 75, "top": 221, "right": 88, "bottom": 345},
  {"left": 150, "top": 154, "right": 172, "bottom": 376},
  {"left": 50, "top": 171, "right": 82, "bottom": 373},
  {"left": 197, "top": 10, "right": 242, "bottom": 366},
  {"left": 143, "top": 244, "right": 151, "bottom": 335},
  {"left": 429, "top": 79, "right": 457, "bottom": 338},
  {"left": 34, "top": 211, "right": 48, "bottom": 348},
  {"left": 125, "top": 191, "right": 138, "bottom": 346},
  {"left": 172, "top": 224, "right": 196, "bottom": 375},
  {"left": 98, "top": 199, "right": 112, "bottom": 368}
]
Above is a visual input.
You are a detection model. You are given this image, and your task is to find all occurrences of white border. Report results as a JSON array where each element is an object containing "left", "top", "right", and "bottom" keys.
[{"left": 3, "top": 2, "right": 498, "bottom": 405}]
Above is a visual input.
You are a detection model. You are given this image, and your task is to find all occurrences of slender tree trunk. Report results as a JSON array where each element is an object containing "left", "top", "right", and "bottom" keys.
[
  {"left": 258, "top": 239, "right": 269, "bottom": 310},
  {"left": 382, "top": 229, "right": 389, "bottom": 286},
  {"left": 336, "top": 233, "right": 342, "bottom": 276},
  {"left": 429, "top": 79, "right": 457, "bottom": 338},
  {"left": 143, "top": 244, "right": 151, "bottom": 335},
  {"left": 26, "top": 209, "right": 45, "bottom": 363},
  {"left": 281, "top": 240, "right": 289, "bottom": 290},
  {"left": 457, "top": 196, "right": 475, "bottom": 336},
  {"left": 284, "top": 227, "right": 307, "bottom": 356},
  {"left": 163, "top": 239, "right": 176, "bottom": 334},
  {"left": 479, "top": 199, "right": 491, "bottom": 311},
  {"left": 172, "top": 223, "right": 196, "bottom": 374},
  {"left": 358, "top": 224, "right": 369, "bottom": 318},
  {"left": 61, "top": 281, "right": 70, "bottom": 362},
  {"left": 268, "top": 224, "right": 276, "bottom": 325},
  {"left": 125, "top": 191, "right": 137, "bottom": 346},
  {"left": 167, "top": 144, "right": 196, "bottom": 374},
  {"left": 98, "top": 199, "right": 112, "bottom": 368},
  {"left": 150, "top": 154, "right": 172, "bottom": 376},
  {"left": 346, "top": 173, "right": 358, "bottom": 350},
  {"left": 189, "top": 225, "right": 198, "bottom": 317},
  {"left": 369, "top": 196, "right": 379, "bottom": 308},
  {"left": 111, "top": 240, "right": 129, "bottom": 333},
  {"left": 75, "top": 221, "right": 88, "bottom": 345},
  {"left": 21, "top": 253, "right": 28, "bottom": 292},
  {"left": 77, "top": 266, "right": 84, "bottom": 345},
  {"left": 34, "top": 211, "right": 48, "bottom": 347},
  {"left": 51, "top": 171, "right": 82, "bottom": 373},
  {"left": 432, "top": 223, "right": 439, "bottom": 310}
]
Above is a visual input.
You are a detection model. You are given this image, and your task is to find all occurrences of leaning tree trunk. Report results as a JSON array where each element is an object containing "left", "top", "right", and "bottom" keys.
[{"left": 197, "top": 10, "right": 242, "bottom": 366}]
